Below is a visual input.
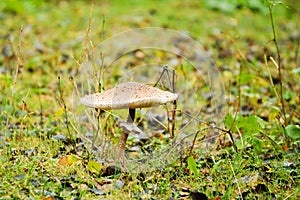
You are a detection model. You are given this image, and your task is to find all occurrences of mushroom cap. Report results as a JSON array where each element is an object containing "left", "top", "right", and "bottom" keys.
[{"left": 80, "top": 82, "right": 178, "bottom": 109}]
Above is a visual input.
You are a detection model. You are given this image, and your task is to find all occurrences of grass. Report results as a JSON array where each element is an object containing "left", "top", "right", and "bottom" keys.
[{"left": 0, "top": 0, "right": 300, "bottom": 199}]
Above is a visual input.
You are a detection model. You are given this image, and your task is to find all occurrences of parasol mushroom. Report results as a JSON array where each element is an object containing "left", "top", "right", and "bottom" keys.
[{"left": 80, "top": 82, "right": 178, "bottom": 159}]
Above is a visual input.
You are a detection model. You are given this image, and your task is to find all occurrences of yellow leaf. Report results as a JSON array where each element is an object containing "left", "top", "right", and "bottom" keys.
[
  {"left": 87, "top": 160, "right": 102, "bottom": 174},
  {"left": 55, "top": 108, "right": 64, "bottom": 117},
  {"left": 58, "top": 156, "right": 68, "bottom": 166},
  {"left": 58, "top": 154, "right": 79, "bottom": 166},
  {"left": 268, "top": 106, "right": 280, "bottom": 121},
  {"left": 67, "top": 154, "right": 79, "bottom": 165}
]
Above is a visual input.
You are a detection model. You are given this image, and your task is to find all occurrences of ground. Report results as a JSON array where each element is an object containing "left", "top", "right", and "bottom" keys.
[{"left": 0, "top": 0, "right": 299, "bottom": 199}]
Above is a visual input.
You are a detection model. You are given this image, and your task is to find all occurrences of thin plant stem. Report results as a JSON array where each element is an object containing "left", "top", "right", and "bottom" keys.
[
  {"left": 295, "top": 38, "right": 299, "bottom": 67},
  {"left": 171, "top": 69, "right": 177, "bottom": 138},
  {"left": 154, "top": 65, "right": 177, "bottom": 138},
  {"left": 11, "top": 27, "right": 23, "bottom": 106},
  {"left": 227, "top": 156, "right": 243, "bottom": 200},
  {"left": 58, "top": 76, "right": 75, "bottom": 147},
  {"left": 265, "top": 55, "right": 280, "bottom": 99},
  {"left": 268, "top": 5, "right": 287, "bottom": 126}
]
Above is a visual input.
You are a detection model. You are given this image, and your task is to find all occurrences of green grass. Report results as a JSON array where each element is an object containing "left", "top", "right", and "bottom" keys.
[{"left": 0, "top": 0, "right": 300, "bottom": 199}]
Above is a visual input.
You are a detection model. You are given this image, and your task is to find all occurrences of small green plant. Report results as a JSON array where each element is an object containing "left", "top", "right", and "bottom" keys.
[
  {"left": 187, "top": 156, "right": 199, "bottom": 177},
  {"left": 225, "top": 114, "right": 266, "bottom": 152},
  {"left": 286, "top": 124, "right": 300, "bottom": 140}
]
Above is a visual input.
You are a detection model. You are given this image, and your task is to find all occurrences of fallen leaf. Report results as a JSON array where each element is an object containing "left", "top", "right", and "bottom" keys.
[
  {"left": 67, "top": 154, "right": 79, "bottom": 165},
  {"left": 58, "top": 156, "right": 68, "bottom": 166},
  {"left": 87, "top": 160, "right": 102, "bottom": 174},
  {"left": 58, "top": 154, "right": 79, "bottom": 166},
  {"left": 282, "top": 145, "right": 289, "bottom": 152}
]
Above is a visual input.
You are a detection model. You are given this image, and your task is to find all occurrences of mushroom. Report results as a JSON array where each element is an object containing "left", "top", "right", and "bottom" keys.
[{"left": 80, "top": 82, "right": 178, "bottom": 159}]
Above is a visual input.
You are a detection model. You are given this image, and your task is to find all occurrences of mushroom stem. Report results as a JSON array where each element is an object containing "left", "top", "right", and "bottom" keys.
[
  {"left": 117, "top": 108, "right": 136, "bottom": 159},
  {"left": 127, "top": 108, "right": 136, "bottom": 123}
]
